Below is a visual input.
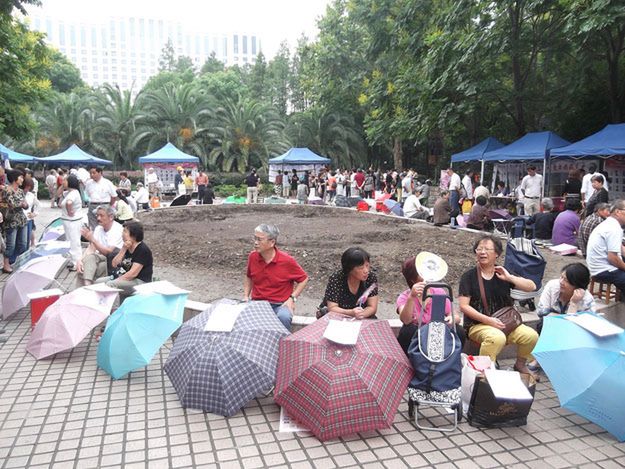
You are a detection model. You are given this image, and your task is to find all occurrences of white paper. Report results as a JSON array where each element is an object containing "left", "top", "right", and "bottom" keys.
[
  {"left": 566, "top": 313, "right": 624, "bottom": 337},
  {"left": 323, "top": 319, "right": 361, "bottom": 345},
  {"left": 484, "top": 369, "right": 533, "bottom": 401},
  {"left": 203, "top": 303, "right": 246, "bottom": 332},
  {"left": 84, "top": 283, "right": 122, "bottom": 292},
  {"left": 549, "top": 244, "right": 578, "bottom": 255},
  {"left": 133, "top": 280, "right": 189, "bottom": 296},
  {"left": 279, "top": 407, "right": 308, "bottom": 433}
]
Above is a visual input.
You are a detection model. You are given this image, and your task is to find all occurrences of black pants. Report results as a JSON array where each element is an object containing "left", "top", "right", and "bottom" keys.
[{"left": 397, "top": 323, "right": 467, "bottom": 355}]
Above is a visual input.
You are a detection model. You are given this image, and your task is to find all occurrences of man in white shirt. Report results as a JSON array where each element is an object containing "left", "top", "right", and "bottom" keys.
[
  {"left": 134, "top": 182, "right": 150, "bottom": 210},
  {"left": 336, "top": 171, "right": 346, "bottom": 197},
  {"left": 446, "top": 167, "right": 462, "bottom": 218},
  {"left": 85, "top": 166, "right": 117, "bottom": 229},
  {"left": 76, "top": 205, "right": 124, "bottom": 286},
  {"left": 461, "top": 170, "right": 474, "bottom": 199},
  {"left": 520, "top": 165, "right": 543, "bottom": 215},
  {"left": 401, "top": 171, "right": 414, "bottom": 202},
  {"left": 586, "top": 199, "right": 625, "bottom": 297},
  {"left": 403, "top": 188, "right": 429, "bottom": 219},
  {"left": 581, "top": 163, "right": 609, "bottom": 207}
]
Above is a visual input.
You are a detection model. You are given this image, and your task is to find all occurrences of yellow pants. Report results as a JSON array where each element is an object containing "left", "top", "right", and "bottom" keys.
[{"left": 468, "top": 323, "right": 538, "bottom": 362}]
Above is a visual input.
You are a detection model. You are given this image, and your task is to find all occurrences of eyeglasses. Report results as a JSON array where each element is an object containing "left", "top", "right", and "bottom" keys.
[
  {"left": 253, "top": 236, "right": 271, "bottom": 243},
  {"left": 475, "top": 247, "right": 496, "bottom": 253}
]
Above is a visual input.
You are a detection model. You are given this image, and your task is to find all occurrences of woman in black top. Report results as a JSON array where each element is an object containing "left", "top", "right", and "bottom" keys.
[
  {"left": 585, "top": 174, "right": 609, "bottom": 217},
  {"left": 562, "top": 168, "right": 582, "bottom": 198},
  {"left": 323, "top": 247, "right": 378, "bottom": 320}
]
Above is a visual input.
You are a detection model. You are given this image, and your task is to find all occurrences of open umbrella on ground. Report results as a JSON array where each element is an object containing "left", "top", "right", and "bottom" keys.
[
  {"left": 12, "top": 241, "right": 70, "bottom": 271},
  {"left": 38, "top": 217, "right": 66, "bottom": 243},
  {"left": 170, "top": 193, "right": 191, "bottom": 207},
  {"left": 1, "top": 255, "right": 67, "bottom": 320},
  {"left": 274, "top": 314, "right": 414, "bottom": 441},
  {"left": 533, "top": 313, "right": 625, "bottom": 441},
  {"left": 375, "top": 193, "right": 392, "bottom": 213},
  {"left": 97, "top": 285, "right": 188, "bottom": 379},
  {"left": 223, "top": 195, "right": 246, "bottom": 204},
  {"left": 383, "top": 199, "right": 404, "bottom": 217},
  {"left": 164, "top": 299, "right": 288, "bottom": 417},
  {"left": 26, "top": 284, "right": 120, "bottom": 359}
]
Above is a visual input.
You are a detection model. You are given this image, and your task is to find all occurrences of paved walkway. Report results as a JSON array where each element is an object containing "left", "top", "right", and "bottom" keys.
[{"left": 1, "top": 229, "right": 625, "bottom": 468}]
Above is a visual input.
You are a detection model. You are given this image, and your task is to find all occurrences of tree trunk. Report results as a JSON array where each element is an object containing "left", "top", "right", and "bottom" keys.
[
  {"left": 606, "top": 27, "right": 625, "bottom": 123},
  {"left": 393, "top": 137, "right": 403, "bottom": 171},
  {"left": 508, "top": 1, "right": 526, "bottom": 136}
]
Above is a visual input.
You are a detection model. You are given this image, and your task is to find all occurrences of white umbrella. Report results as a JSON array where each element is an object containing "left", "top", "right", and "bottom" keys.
[{"left": 1, "top": 255, "right": 67, "bottom": 320}]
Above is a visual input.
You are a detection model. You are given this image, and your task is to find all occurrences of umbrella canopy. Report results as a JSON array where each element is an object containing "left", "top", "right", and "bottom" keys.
[
  {"left": 451, "top": 137, "right": 505, "bottom": 163},
  {"left": 275, "top": 314, "right": 414, "bottom": 441},
  {"left": 483, "top": 131, "right": 570, "bottom": 162},
  {"left": 533, "top": 313, "right": 625, "bottom": 441},
  {"left": 26, "top": 284, "right": 120, "bottom": 359},
  {"left": 38, "top": 144, "right": 113, "bottom": 166},
  {"left": 550, "top": 123, "right": 625, "bottom": 159},
  {"left": 0, "top": 143, "right": 38, "bottom": 163},
  {"left": 1, "top": 255, "right": 67, "bottom": 320},
  {"left": 97, "top": 289, "right": 188, "bottom": 379},
  {"left": 12, "top": 241, "right": 70, "bottom": 271},
  {"left": 38, "top": 217, "right": 65, "bottom": 243},
  {"left": 268, "top": 148, "right": 331, "bottom": 165},
  {"left": 138, "top": 142, "right": 200, "bottom": 164},
  {"left": 164, "top": 299, "right": 289, "bottom": 417},
  {"left": 384, "top": 199, "right": 404, "bottom": 217}
]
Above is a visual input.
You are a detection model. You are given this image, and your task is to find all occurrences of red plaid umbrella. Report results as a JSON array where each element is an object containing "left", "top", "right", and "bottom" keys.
[{"left": 274, "top": 314, "right": 414, "bottom": 441}]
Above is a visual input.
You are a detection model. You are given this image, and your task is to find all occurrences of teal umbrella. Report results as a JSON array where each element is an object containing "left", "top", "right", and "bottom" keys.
[
  {"left": 533, "top": 313, "right": 625, "bottom": 441},
  {"left": 97, "top": 291, "right": 188, "bottom": 379}
]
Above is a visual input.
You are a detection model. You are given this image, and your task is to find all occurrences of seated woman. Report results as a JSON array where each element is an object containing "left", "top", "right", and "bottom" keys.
[
  {"left": 551, "top": 198, "right": 581, "bottom": 246},
  {"left": 114, "top": 189, "right": 134, "bottom": 223},
  {"left": 466, "top": 196, "right": 492, "bottom": 231},
  {"left": 322, "top": 247, "right": 378, "bottom": 320},
  {"left": 97, "top": 220, "right": 153, "bottom": 299},
  {"left": 458, "top": 235, "right": 539, "bottom": 376},
  {"left": 396, "top": 256, "right": 465, "bottom": 354}
]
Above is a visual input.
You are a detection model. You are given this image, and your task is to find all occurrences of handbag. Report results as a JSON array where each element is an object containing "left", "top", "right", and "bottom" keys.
[{"left": 476, "top": 268, "right": 523, "bottom": 336}]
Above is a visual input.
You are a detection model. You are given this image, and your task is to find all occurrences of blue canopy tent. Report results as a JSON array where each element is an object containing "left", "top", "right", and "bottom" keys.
[
  {"left": 38, "top": 144, "right": 113, "bottom": 166},
  {"left": 0, "top": 143, "right": 38, "bottom": 164},
  {"left": 450, "top": 137, "right": 505, "bottom": 183},
  {"left": 483, "top": 131, "right": 570, "bottom": 197},
  {"left": 550, "top": 123, "right": 625, "bottom": 159},
  {"left": 137, "top": 142, "right": 200, "bottom": 164},
  {"left": 268, "top": 148, "right": 331, "bottom": 183}
]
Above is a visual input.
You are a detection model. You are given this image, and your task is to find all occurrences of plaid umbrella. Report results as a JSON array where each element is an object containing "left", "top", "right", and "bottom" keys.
[
  {"left": 164, "top": 299, "right": 288, "bottom": 417},
  {"left": 274, "top": 314, "right": 414, "bottom": 441}
]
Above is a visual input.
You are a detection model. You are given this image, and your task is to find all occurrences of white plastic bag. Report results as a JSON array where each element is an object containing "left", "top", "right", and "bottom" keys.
[{"left": 461, "top": 353, "right": 495, "bottom": 415}]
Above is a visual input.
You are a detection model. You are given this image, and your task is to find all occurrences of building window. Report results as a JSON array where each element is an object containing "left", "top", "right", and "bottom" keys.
[
  {"left": 251, "top": 36, "right": 257, "bottom": 56},
  {"left": 233, "top": 35, "right": 238, "bottom": 54},
  {"left": 70, "top": 25, "right": 76, "bottom": 47},
  {"left": 59, "top": 24, "right": 65, "bottom": 46},
  {"left": 242, "top": 35, "right": 247, "bottom": 54},
  {"left": 223, "top": 37, "right": 228, "bottom": 57}
]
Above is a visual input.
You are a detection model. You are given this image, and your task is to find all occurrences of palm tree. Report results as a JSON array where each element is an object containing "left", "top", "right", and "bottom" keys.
[
  {"left": 287, "top": 107, "right": 367, "bottom": 168},
  {"left": 90, "top": 84, "right": 141, "bottom": 167},
  {"left": 209, "top": 95, "right": 290, "bottom": 172},
  {"left": 129, "top": 82, "right": 213, "bottom": 161}
]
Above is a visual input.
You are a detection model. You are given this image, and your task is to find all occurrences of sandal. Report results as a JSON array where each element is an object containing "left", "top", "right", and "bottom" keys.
[
  {"left": 2, "top": 268, "right": 13, "bottom": 274},
  {"left": 513, "top": 364, "right": 541, "bottom": 382}
]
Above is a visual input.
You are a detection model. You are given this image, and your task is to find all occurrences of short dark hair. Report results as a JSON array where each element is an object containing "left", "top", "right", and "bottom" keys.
[
  {"left": 22, "top": 178, "right": 34, "bottom": 191},
  {"left": 473, "top": 234, "right": 503, "bottom": 256},
  {"left": 124, "top": 221, "right": 144, "bottom": 242},
  {"left": 401, "top": 257, "right": 420, "bottom": 288},
  {"left": 5, "top": 169, "right": 24, "bottom": 183},
  {"left": 594, "top": 202, "right": 610, "bottom": 213},
  {"left": 120, "top": 171, "right": 128, "bottom": 177},
  {"left": 562, "top": 263, "right": 590, "bottom": 290},
  {"left": 475, "top": 195, "right": 487, "bottom": 206},
  {"left": 89, "top": 166, "right": 103, "bottom": 173},
  {"left": 66, "top": 174, "right": 81, "bottom": 191},
  {"left": 591, "top": 174, "right": 604, "bottom": 184},
  {"left": 341, "top": 247, "right": 370, "bottom": 275},
  {"left": 527, "top": 165, "right": 537, "bottom": 171},
  {"left": 496, "top": 181, "right": 505, "bottom": 188},
  {"left": 565, "top": 198, "right": 582, "bottom": 211}
]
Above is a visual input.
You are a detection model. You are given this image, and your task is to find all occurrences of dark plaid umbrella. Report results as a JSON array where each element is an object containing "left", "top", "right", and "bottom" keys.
[
  {"left": 274, "top": 314, "right": 414, "bottom": 441},
  {"left": 164, "top": 299, "right": 289, "bottom": 417}
]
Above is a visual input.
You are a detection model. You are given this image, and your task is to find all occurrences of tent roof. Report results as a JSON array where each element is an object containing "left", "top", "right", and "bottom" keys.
[
  {"left": 268, "top": 147, "right": 331, "bottom": 165},
  {"left": 38, "top": 144, "right": 112, "bottom": 166},
  {"left": 483, "top": 131, "right": 570, "bottom": 162},
  {"left": 550, "top": 123, "right": 625, "bottom": 159},
  {"left": 138, "top": 142, "right": 199, "bottom": 164},
  {"left": 451, "top": 137, "right": 505, "bottom": 163},
  {"left": 0, "top": 143, "right": 38, "bottom": 164}
]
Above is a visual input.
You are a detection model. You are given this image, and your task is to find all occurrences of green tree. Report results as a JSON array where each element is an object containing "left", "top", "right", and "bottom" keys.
[
  {"left": 158, "top": 38, "right": 176, "bottom": 72},
  {"left": 200, "top": 52, "right": 225, "bottom": 74},
  {"left": 47, "top": 49, "right": 85, "bottom": 93},
  {"left": 267, "top": 43, "right": 291, "bottom": 115},
  {"left": 249, "top": 52, "right": 267, "bottom": 101}
]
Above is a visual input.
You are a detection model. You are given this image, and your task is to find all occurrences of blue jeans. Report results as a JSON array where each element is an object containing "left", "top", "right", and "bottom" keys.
[
  {"left": 5, "top": 224, "right": 28, "bottom": 264},
  {"left": 593, "top": 269, "right": 625, "bottom": 299},
  {"left": 270, "top": 303, "right": 292, "bottom": 331},
  {"left": 450, "top": 190, "right": 460, "bottom": 218}
]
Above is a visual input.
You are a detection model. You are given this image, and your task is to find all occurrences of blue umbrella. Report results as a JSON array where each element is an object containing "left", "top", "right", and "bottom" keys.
[
  {"left": 97, "top": 291, "right": 187, "bottom": 379},
  {"left": 384, "top": 199, "right": 404, "bottom": 217},
  {"left": 12, "top": 241, "right": 70, "bottom": 271},
  {"left": 533, "top": 313, "right": 625, "bottom": 441}
]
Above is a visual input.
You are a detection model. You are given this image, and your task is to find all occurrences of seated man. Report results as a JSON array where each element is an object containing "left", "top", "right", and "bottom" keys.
[
  {"left": 586, "top": 199, "right": 625, "bottom": 297},
  {"left": 578, "top": 202, "right": 610, "bottom": 257},
  {"left": 527, "top": 197, "right": 558, "bottom": 242},
  {"left": 244, "top": 224, "right": 309, "bottom": 331},
  {"left": 403, "top": 188, "right": 429, "bottom": 219},
  {"left": 466, "top": 196, "right": 492, "bottom": 231},
  {"left": 76, "top": 205, "right": 124, "bottom": 286}
]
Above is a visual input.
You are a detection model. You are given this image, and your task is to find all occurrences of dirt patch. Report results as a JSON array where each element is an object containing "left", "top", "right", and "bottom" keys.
[{"left": 139, "top": 204, "right": 574, "bottom": 319}]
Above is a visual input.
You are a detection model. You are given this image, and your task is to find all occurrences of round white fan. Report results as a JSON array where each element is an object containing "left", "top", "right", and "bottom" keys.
[{"left": 415, "top": 251, "right": 448, "bottom": 282}]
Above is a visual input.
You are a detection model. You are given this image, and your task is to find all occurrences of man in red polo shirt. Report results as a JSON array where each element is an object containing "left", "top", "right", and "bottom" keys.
[
  {"left": 353, "top": 168, "right": 366, "bottom": 197},
  {"left": 244, "top": 224, "right": 309, "bottom": 331}
]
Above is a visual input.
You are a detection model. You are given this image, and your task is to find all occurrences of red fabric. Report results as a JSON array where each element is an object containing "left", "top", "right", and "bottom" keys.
[
  {"left": 356, "top": 200, "right": 369, "bottom": 211},
  {"left": 354, "top": 172, "right": 365, "bottom": 188},
  {"left": 274, "top": 314, "right": 414, "bottom": 441},
  {"left": 246, "top": 248, "right": 307, "bottom": 303}
]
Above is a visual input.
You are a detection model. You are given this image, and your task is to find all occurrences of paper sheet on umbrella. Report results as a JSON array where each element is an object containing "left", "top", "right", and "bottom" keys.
[
  {"left": 279, "top": 407, "right": 309, "bottom": 433},
  {"left": 133, "top": 280, "right": 189, "bottom": 296},
  {"left": 484, "top": 369, "right": 533, "bottom": 400},
  {"left": 323, "top": 319, "right": 361, "bottom": 345},
  {"left": 203, "top": 303, "right": 246, "bottom": 332},
  {"left": 84, "top": 283, "right": 122, "bottom": 292},
  {"left": 565, "top": 313, "right": 624, "bottom": 337}
]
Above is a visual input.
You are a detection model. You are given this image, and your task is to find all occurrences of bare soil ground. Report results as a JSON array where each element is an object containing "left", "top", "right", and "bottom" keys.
[{"left": 139, "top": 204, "right": 574, "bottom": 319}]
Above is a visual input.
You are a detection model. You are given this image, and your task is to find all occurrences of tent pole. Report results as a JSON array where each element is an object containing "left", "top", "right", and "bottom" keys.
[
  {"left": 542, "top": 157, "right": 547, "bottom": 198},
  {"left": 480, "top": 160, "right": 485, "bottom": 186}
]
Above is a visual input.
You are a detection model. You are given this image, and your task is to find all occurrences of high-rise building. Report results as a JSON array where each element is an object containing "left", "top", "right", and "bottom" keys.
[{"left": 26, "top": 12, "right": 261, "bottom": 90}]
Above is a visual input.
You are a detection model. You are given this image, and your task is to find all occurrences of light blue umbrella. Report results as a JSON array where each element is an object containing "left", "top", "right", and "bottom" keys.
[
  {"left": 533, "top": 313, "right": 625, "bottom": 441},
  {"left": 97, "top": 291, "right": 187, "bottom": 379},
  {"left": 384, "top": 199, "right": 404, "bottom": 217}
]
